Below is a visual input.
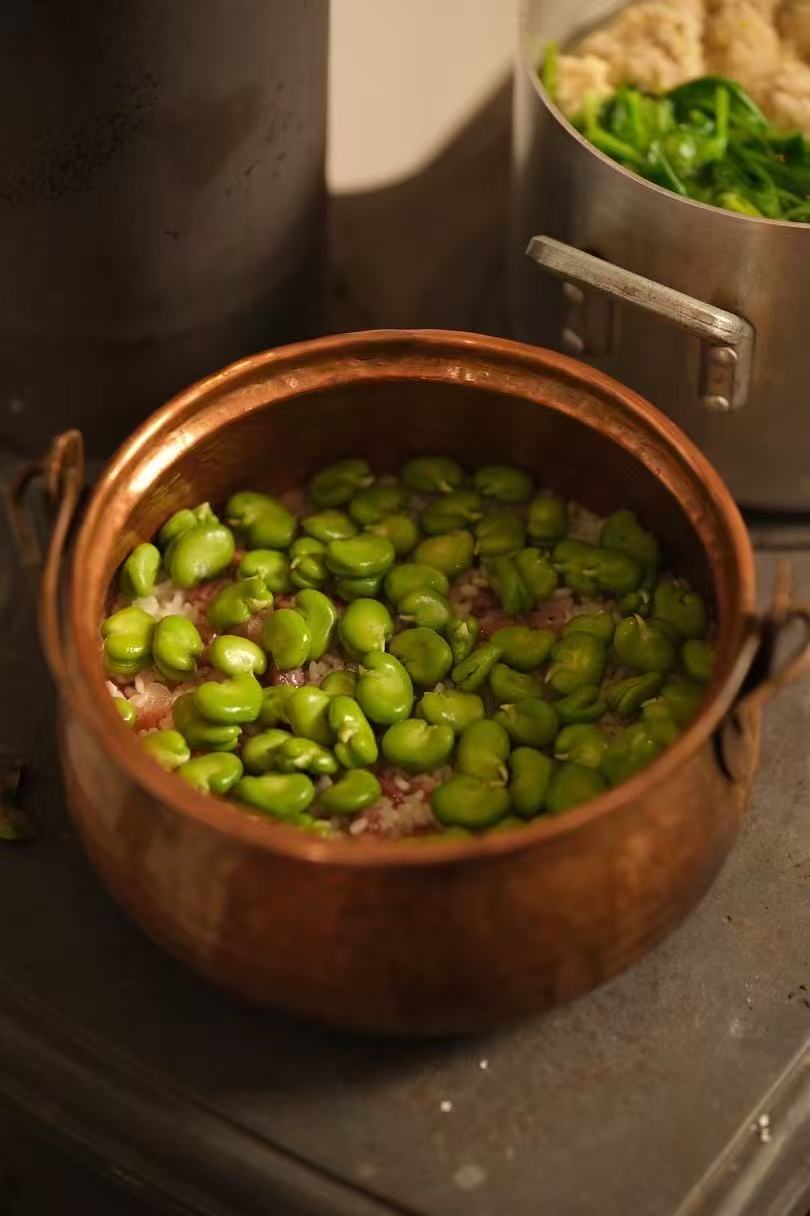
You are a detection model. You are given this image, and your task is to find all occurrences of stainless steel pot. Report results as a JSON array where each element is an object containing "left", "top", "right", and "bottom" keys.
[{"left": 511, "top": 0, "right": 810, "bottom": 511}]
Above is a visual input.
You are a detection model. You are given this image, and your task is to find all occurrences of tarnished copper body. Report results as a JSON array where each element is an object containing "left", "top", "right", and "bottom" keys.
[{"left": 32, "top": 331, "right": 806, "bottom": 1033}]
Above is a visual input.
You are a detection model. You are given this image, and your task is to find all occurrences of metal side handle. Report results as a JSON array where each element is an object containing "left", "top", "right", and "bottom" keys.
[{"left": 526, "top": 234, "right": 755, "bottom": 413}]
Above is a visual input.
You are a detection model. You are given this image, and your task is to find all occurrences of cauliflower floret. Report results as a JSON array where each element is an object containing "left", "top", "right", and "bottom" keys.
[
  {"left": 577, "top": 0, "right": 705, "bottom": 93},
  {"left": 554, "top": 53, "right": 613, "bottom": 117},
  {"left": 704, "top": 0, "right": 782, "bottom": 92},
  {"left": 778, "top": 0, "right": 810, "bottom": 57},
  {"left": 760, "top": 53, "right": 810, "bottom": 130}
]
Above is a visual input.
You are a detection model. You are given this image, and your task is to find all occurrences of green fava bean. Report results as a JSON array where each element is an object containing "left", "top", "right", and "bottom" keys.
[
  {"left": 546, "top": 762, "right": 607, "bottom": 813},
  {"left": 474, "top": 464, "right": 533, "bottom": 503},
  {"left": 495, "top": 697, "right": 558, "bottom": 747},
  {"left": 319, "top": 769, "right": 381, "bottom": 815},
  {"left": 592, "top": 548, "right": 643, "bottom": 594},
  {"left": 241, "top": 729, "right": 290, "bottom": 773},
  {"left": 682, "top": 639, "right": 715, "bottom": 683},
  {"left": 302, "top": 509, "right": 357, "bottom": 543},
  {"left": 554, "top": 724, "right": 608, "bottom": 769},
  {"left": 488, "top": 816, "right": 527, "bottom": 834},
  {"left": 338, "top": 598, "right": 393, "bottom": 660},
  {"left": 489, "top": 662, "right": 544, "bottom": 704},
  {"left": 356, "top": 652, "right": 414, "bottom": 725},
  {"left": 152, "top": 615, "right": 204, "bottom": 682},
  {"left": 289, "top": 537, "right": 328, "bottom": 590},
  {"left": 457, "top": 719, "right": 510, "bottom": 783},
  {"left": 173, "top": 693, "right": 242, "bottom": 751},
  {"left": 328, "top": 695, "right": 378, "bottom": 767},
  {"left": 235, "top": 773, "right": 315, "bottom": 820},
  {"left": 653, "top": 579, "right": 708, "bottom": 639},
  {"left": 416, "top": 690, "right": 484, "bottom": 734},
  {"left": 335, "top": 575, "right": 382, "bottom": 600},
  {"left": 158, "top": 508, "right": 195, "bottom": 550},
  {"left": 431, "top": 774, "right": 510, "bottom": 830},
  {"left": 262, "top": 608, "right": 311, "bottom": 670},
  {"left": 401, "top": 456, "right": 463, "bottom": 494},
  {"left": 327, "top": 534, "right": 395, "bottom": 579},
  {"left": 140, "top": 729, "right": 190, "bottom": 770},
  {"left": 208, "top": 634, "right": 267, "bottom": 677},
  {"left": 601, "top": 509, "right": 658, "bottom": 576},
  {"left": 258, "top": 684, "right": 296, "bottom": 727},
  {"left": 113, "top": 697, "right": 137, "bottom": 726},
  {"left": 208, "top": 576, "right": 273, "bottom": 632},
  {"left": 295, "top": 589, "right": 338, "bottom": 660},
  {"left": 120, "top": 542, "right": 161, "bottom": 598},
  {"left": 619, "top": 588, "right": 652, "bottom": 617},
  {"left": 381, "top": 719, "right": 455, "bottom": 773},
  {"left": 365, "top": 513, "right": 420, "bottom": 556},
  {"left": 607, "top": 672, "right": 663, "bottom": 717},
  {"left": 384, "top": 562, "right": 449, "bottom": 605},
  {"left": 225, "top": 491, "right": 296, "bottom": 550},
  {"left": 603, "top": 723, "right": 663, "bottom": 785},
  {"left": 167, "top": 521, "right": 236, "bottom": 590},
  {"left": 547, "top": 633, "right": 606, "bottom": 695},
  {"left": 101, "top": 606, "right": 155, "bottom": 677},
  {"left": 309, "top": 458, "right": 374, "bottom": 508},
  {"left": 238, "top": 549, "right": 292, "bottom": 594},
  {"left": 564, "top": 610, "right": 615, "bottom": 644},
  {"left": 509, "top": 748, "right": 553, "bottom": 818},
  {"left": 490, "top": 625, "right": 554, "bottom": 671},
  {"left": 446, "top": 614, "right": 480, "bottom": 664},
  {"left": 614, "top": 615, "right": 676, "bottom": 674},
  {"left": 320, "top": 669, "right": 357, "bottom": 698},
  {"left": 659, "top": 677, "right": 704, "bottom": 727},
  {"left": 527, "top": 494, "right": 567, "bottom": 545},
  {"left": 554, "top": 685, "right": 608, "bottom": 724},
  {"left": 475, "top": 510, "right": 526, "bottom": 557},
  {"left": 413, "top": 530, "right": 474, "bottom": 578},
  {"left": 276, "top": 736, "right": 339, "bottom": 776},
  {"left": 514, "top": 548, "right": 558, "bottom": 603},
  {"left": 397, "top": 587, "right": 453, "bottom": 630},
  {"left": 348, "top": 485, "right": 403, "bottom": 525},
  {"left": 286, "top": 685, "right": 335, "bottom": 746},
  {"left": 640, "top": 700, "right": 680, "bottom": 746},
  {"left": 488, "top": 556, "right": 533, "bottom": 616},
  {"left": 420, "top": 490, "right": 483, "bottom": 534},
  {"left": 389, "top": 627, "right": 453, "bottom": 686},
  {"left": 177, "top": 752, "right": 243, "bottom": 795},
  {"left": 451, "top": 642, "right": 501, "bottom": 691},
  {"left": 194, "top": 674, "right": 263, "bottom": 724},
  {"left": 553, "top": 538, "right": 599, "bottom": 593},
  {"left": 158, "top": 503, "right": 216, "bottom": 550}
]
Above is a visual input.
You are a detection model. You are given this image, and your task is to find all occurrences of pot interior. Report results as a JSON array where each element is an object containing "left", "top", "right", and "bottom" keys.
[{"left": 75, "top": 333, "right": 753, "bottom": 706}]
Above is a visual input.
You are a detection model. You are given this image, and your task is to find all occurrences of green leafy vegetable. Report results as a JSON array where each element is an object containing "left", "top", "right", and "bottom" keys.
[{"left": 542, "top": 46, "right": 810, "bottom": 222}]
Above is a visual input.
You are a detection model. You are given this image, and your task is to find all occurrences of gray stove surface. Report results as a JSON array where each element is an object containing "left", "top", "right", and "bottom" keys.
[{"left": 1, "top": 468, "right": 808, "bottom": 1216}]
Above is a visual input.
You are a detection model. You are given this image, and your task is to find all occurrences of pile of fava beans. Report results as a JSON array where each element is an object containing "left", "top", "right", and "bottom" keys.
[{"left": 101, "top": 457, "right": 715, "bottom": 839}]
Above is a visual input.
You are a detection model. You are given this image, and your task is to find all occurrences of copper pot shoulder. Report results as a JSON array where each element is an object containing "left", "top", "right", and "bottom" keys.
[{"left": 23, "top": 330, "right": 810, "bottom": 1034}]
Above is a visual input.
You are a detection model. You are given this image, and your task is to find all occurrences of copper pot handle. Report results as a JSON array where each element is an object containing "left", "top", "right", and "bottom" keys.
[
  {"left": 717, "top": 561, "right": 810, "bottom": 780},
  {"left": 10, "top": 429, "right": 85, "bottom": 684}
]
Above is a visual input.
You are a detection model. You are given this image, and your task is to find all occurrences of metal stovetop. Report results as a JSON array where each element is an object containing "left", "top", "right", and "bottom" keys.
[{"left": 1, "top": 465, "right": 809, "bottom": 1216}]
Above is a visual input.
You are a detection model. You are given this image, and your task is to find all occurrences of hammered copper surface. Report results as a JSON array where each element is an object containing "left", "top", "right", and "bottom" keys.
[{"left": 47, "top": 330, "right": 762, "bottom": 1032}]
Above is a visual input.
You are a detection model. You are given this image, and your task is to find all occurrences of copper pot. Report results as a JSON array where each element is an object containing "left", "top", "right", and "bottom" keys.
[{"left": 20, "top": 330, "right": 810, "bottom": 1034}]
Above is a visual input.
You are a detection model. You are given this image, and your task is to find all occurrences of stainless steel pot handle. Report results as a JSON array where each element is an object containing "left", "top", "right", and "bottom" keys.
[{"left": 526, "top": 235, "right": 755, "bottom": 413}]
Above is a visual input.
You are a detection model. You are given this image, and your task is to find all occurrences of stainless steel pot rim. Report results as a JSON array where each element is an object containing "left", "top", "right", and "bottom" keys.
[
  {"left": 519, "top": 9, "right": 810, "bottom": 233},
  {"left": 63, "top": 328, "right": 756, "bottom": 868}
]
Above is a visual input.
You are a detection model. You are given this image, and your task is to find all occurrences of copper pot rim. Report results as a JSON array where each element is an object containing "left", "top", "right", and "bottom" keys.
[{"left": 64, "top": 328, "right": 756, "bottom": 868}]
